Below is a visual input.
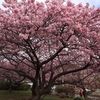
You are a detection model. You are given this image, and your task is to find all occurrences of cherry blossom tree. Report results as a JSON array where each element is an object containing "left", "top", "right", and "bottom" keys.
[
  {"left": 0, "top": 0, "right": 100, "bottom": 100},
  {"left": 0, "top": 68, "right": 26, "bottom": 93},
  {"left": 62, "top": 68, "right": 100, "bottom": 97}
]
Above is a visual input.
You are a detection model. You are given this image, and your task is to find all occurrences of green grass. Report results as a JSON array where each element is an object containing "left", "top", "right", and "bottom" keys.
[
  {"left": 0, "top": 90, "right": 73, "bottom": 100},
  {"left": 43, "top": 95, "right": 72, "bottom": 100},
  {"left": 0, "top": 90, "right": 32, "bottom": 100}
]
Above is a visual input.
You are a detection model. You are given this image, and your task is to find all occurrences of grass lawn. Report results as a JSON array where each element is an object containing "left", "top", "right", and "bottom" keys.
[
  {"left": 0, "top": 90, "right": 73, "bottom": 100},
  {"left": 0, "top": 90, "right": 32, "bottom": 100}
]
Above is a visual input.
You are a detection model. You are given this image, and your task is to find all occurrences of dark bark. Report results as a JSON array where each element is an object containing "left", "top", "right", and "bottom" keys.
[
  {"left": 31, "top": 94, "right": 40, "bottom": 100},
  {"left": 8, "top": 80, "right": 12, "bottom": 93},
  {"left": 30, "top": 81, "right": 52, "bottom": 100},
  {"left": 31, "top": 89, "right": 41, "bottom": 100},
  {"left": 8, "top": 84, "right": 12, "bottom": 93},
  {"left": 31, "top": 82, "right": 41, "bottom": 100}
]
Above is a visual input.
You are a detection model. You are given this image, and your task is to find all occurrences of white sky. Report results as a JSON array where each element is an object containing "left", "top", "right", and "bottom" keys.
[{"left": 0, "top": 0, "right": 100, "bottom": 9}]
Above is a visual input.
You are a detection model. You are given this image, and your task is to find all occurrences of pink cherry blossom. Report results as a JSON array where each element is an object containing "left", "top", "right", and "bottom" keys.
[{"left": 0, "top": 0, "right": 100, "bottom": 100}]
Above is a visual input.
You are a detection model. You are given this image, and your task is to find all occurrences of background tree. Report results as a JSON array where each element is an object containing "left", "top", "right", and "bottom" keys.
[
  {"left": 0, "top": 66, "right": 26, "bottom": 93},
  {"left": 63, "top": 68, "right": 100, "bottom": 97},
  {"left": 0, "top": 0, "right": 100, "bottom": 100}
]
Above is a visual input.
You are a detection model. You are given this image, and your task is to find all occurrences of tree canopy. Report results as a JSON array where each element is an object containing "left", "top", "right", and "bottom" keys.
[{"left": 0, "top": 0, "right": 100, "bottom": 100}]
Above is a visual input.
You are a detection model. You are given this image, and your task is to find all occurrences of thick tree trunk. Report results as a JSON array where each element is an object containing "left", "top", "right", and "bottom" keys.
[
  {"left": 30, "top": 78, "right": 52, "bottom": 100},
  {"left": 31, "top": 90, "right": 41, "bottom": 100},
  {"left": 31, "top": 94, "right": 40, "bottom": 100},
  {"left": 31, "top": 83, "right": 41, "bottom": 100}
]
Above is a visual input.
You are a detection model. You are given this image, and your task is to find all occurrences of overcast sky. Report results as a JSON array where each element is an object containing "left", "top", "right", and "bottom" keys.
[{"left": 0, "top": 0, "right": 100, "bottom": 9}]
